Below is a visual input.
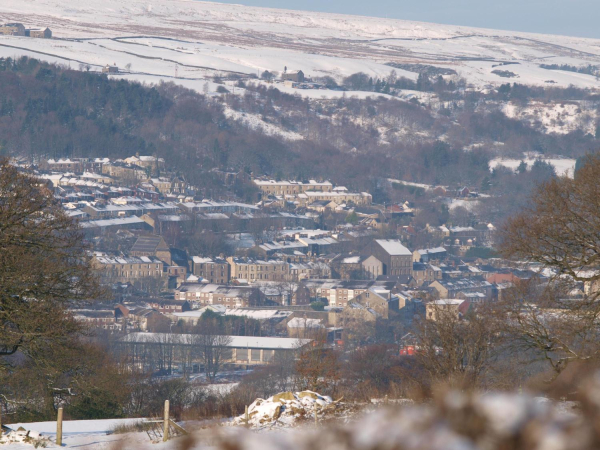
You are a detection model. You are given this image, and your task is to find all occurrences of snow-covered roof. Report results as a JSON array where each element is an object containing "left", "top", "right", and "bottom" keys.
[
  {"left": 342, "top": 256, "right": 361, "bottom": 264},
  {"left": 429, "top": 299, "right": 466, "bottom": 305},
  {"left": 224, "top": 309, "right": 292, "bottom": 320},
  {"left": 93, "top": 254, "right": 161, "bottom": 265},
  {"left": 416, "top": 247, "right": 446, "bottom": 256},
  {"left": 254, "top": 179, "right": 332, "bottom": 187},
  {"left": 287, "top": 317, "right": 324, "bottom": 329},
  {"left": 80, "top": 216, "right": 146, "bottom": 228},
  {"left": 192, "top": 256, "right": 214, "bottom": 264},
  {"left": 375, "top": 239, "right": 411, "bottom": 256},
  {"left": 121, "top": 333, "right": 310, "bottom": 349}
]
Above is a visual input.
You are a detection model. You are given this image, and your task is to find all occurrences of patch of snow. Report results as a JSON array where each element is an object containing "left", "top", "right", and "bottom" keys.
[
  {"left": 224, "top": 107, "right": 304, "bottom": 141},
  {"left": 489, "top": 155, "right": 577, "bottom": 178}
]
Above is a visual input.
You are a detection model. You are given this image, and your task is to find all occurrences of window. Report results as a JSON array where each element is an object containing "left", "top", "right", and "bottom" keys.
[
  {"left": 263, "top": 350, "right": 275, "bottom": 362},
  {"left": 236, "top": 349, "right": 248, "bottom": 361},
  {"left": 251, "top": 349, "right": 261, "bottom": 361},
  {"left": 222, "top": 348, "right": 233, "bottom": 361}
]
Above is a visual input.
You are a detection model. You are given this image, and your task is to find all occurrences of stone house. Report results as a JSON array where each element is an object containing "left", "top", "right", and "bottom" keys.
[
  {"left": 302, "top": 279, "right": 398, "bottom": 308},
  {"left": 428, "top": 278, "right": 493, "bottom": 300},
  {"left": 102, "top": 64, "right": 119, "bottom": 74},
  {"left": 192, "top": 257, "right": 230, "bottom": 284},
  {"left": 146, "top": 299, "right": 191, "bottom": 314},
  {"left": 28, "top": 27, "right": 52, "bottom": 38},
  {"left": 227, "top": 257, "right": 290, "bottom": 282},
  {"left": 281, "top": 70, "right": 305, "bottom": 83},
  {"left": 0, "top": 23, "right": 26, "bottom": 36},
  {"left": 175, "top": 283, "right": 261, "bottom": 308},
  {"left": 426, "top": 299, "right": 470, "bottom": 321},
  {"left": 91, "top": 254, "right": 164, "bottom": 283},
  {"left": 253, "top": 179, "right": 332, "bottom": 197},
  {"left": 73, "top": 310, "right": 118, "bottom": 330},
  {"left": 413, "top": 247, "right": 447, "bottom": 263},
  {"left": 412, "top": 262, "right": 442, "bottom": 286},
  {"left": 352, "top": 288, "right": 400, "bottom": 320}
]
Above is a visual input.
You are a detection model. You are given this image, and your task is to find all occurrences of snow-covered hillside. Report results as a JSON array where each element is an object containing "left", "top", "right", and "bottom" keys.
[{"left": 1, "top": 0, "right": 600, "bottom": 93}]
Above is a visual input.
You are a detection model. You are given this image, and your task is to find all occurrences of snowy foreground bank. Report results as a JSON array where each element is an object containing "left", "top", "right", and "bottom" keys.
[{"left": 2, "top": 388, "right": 588, "bottom": 449}]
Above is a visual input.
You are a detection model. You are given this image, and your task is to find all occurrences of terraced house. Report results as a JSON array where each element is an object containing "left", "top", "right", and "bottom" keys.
[
  {"left": 227, "top": 257, "right": 290, "bottom": 282},
  {"left": 175, "top": 283, "right": 261, "bottom": 308},
  {"left": 91, "top": 253, "right": 164, "bottom": 282},
  {"left": 253, "top": 179, "right": 333, "bottom": 197},
  {"left": 192, "top": 257, "right": 230, "bottom": 284}
]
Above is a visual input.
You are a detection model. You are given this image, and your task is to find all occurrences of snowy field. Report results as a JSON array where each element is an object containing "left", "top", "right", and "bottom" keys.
[
  {"left": 0, "top": 0, "right": 600, "bottom": 97},
  {"left": 5, "top": 418, "right": 159, "bottom": 449}
]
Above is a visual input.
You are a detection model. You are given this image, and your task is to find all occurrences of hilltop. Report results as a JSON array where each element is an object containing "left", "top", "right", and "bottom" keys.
[{"left": 0, "top": 0, "right": 600, "bottom": 93}]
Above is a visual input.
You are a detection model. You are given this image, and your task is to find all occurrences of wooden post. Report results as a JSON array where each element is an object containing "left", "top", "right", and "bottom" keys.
[
  {"left": 56, "top": 407, "right": 63, "bottom": 446},
  {"left": 163, "top": 400, "right": 170, "bottom": 442},
  {"left": 244, "top": 405, "right": 249, "bottom": 428},
  {"left": 314, "top": 402, "right": 318, "bottom": 427}
]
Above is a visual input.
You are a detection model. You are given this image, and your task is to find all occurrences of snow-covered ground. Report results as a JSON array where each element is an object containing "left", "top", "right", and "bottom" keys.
[
  {"left": 224, "top": 107, "right": 304, "bottom": 141},
  {"left": 502, "top": 101, "right": 598, "bottom": 135},
  {"left": 446, "top": 198, "right": 480, "bottom": 211},
  {"left": 489, "top": 155, "right": 577, "bottom": 177},
  {"left": 1, "top": 0, "right": 600, "bottom": 95},
  {"left": 5, "top": 418, "right": 152, "bottom": 449}
]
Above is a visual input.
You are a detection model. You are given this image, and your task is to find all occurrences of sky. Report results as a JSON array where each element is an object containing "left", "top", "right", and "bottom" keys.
[{"left": 206, "top": 0, "right": 600, "bottom": 39}]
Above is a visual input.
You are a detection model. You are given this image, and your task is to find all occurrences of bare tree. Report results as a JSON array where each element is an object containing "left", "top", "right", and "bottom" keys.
[
  {"left": 499, "top": 154, "right": 600, "bottom": 378},
  {"left": 193, "top": 320, "right": 232, "bottom": 382},
  {"left": 273, "top": 280, "right": 298, "bottom": 305},
  {"left": 410, "top": 303, "right": 502, "bottom": 389},
  {"left": 0, "top": 160, "right": 101, "bottom": 362},
  {"left": 295, "top": 337, "right": 341, "bottom": 396},
  {"left": 134, "top": 276, "right": 166, "bottom": 296},
  {"left": 495, "top": 278, "right": 598, "bottom": 380}
]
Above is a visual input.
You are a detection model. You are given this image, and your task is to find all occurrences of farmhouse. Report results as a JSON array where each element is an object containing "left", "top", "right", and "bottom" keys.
[
  {"left": 102, "top": 64, "right": 119, "bottom": 74},
  {"left": 281, "top": 70, "right": 305, "bottom": 83},
  {"left": 28, "top": 27, "right": 52, "bottom": 38},
  {"left": 0, "top": 23, "right": 25, "bottom": 36}
]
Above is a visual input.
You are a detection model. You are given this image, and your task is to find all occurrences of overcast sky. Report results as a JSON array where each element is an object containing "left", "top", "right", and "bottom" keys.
[{"left": 210, "top": 0, "right": 599, "bottom": 39}]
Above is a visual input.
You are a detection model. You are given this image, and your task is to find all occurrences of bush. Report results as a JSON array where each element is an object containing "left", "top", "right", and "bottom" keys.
[{"left": 311, "top": 301, "right": 326, "bottom": 311}]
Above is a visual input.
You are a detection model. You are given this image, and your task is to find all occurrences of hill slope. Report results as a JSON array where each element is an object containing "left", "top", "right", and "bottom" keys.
[{"left": 1, "top": 0, "right": 600, "bottom": 92}]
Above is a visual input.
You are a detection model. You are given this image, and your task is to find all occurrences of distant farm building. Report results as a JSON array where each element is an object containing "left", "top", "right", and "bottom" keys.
[
  {"left": 0, "top": 24, "right": 51, "bottom": 38},
  {"left": 281, "top": 70, "right": 305, "bottom": 83},
  {"left": 102, "top": 64, "right": 119, "bottom": 74},
  {"left": 0, "top": 23, "right": 26, "bottom": 36},
  {"left": 27, "top": 27, "right": 52, "bottom": 39}
]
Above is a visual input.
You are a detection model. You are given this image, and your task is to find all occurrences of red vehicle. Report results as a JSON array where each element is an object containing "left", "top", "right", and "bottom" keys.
[{"left": 399, "top": 345, "right": 416, "bottom": 356}]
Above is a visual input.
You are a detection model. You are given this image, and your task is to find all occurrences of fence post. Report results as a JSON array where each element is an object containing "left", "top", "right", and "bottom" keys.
[
  {"left": 56, "top": 407, "right": 63, "bottom": 446},
  {"left": 163, "top": 400, "right": 170, "bottom": 442},
  {"left": 244, "top": 405, "right": 249, "bottom": 428}
]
